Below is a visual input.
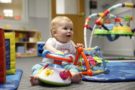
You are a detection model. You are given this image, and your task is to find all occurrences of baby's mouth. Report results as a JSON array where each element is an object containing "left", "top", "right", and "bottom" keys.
[{"left": 66, "top": 35, "right": 71, "bottom": 37}]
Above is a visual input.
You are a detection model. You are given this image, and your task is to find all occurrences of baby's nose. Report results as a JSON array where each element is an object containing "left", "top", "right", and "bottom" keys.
[{"left": 67, "top": 29, "right": 72, "bottom": 32}]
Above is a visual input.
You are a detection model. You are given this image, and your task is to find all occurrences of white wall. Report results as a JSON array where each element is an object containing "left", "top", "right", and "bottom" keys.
[
  {"left": 28, "top": 0, "right": 51, "bottom": 41},
  {"left": 0, "top": 0, "right": 28, "bottom": 29}
]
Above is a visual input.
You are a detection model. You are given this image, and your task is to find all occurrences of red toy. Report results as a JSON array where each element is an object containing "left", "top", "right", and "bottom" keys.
[{"left": 0, "top": 28, "right": 6, "bottom": 84}]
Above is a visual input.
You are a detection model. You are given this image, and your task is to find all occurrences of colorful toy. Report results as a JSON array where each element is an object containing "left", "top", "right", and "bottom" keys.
[
  {"left": 37, "top": 50, "right": 73, "bottom": 85},
  {"left": 0, "top": 30, "right": 16, "bottom": 82},
  {"left": 84, "top": 2, "right": 135, "bottom": 48},
  {"left": 5, "top": 32, "right": 16, "bottom": 74}
]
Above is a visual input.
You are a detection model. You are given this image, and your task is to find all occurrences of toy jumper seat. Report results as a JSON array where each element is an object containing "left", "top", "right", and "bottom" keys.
[
  {"left": 38, "top": 64, "right": 71, "bottom": 86},
  {"left": 36, "top": 50, "right": 74, "bottom": 86}
]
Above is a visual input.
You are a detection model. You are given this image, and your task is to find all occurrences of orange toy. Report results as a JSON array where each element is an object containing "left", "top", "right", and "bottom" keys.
[
  {"left": 43, "top": 47, "right": 93, "bottom": 76},
  {"left": 74, "top": 47, "right": 93, "bottom": 76}
]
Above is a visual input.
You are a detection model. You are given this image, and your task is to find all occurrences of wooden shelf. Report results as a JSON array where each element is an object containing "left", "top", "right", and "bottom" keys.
[
  {"left": 4, "top": 29, "right": 41, "bottom": 57},
  {"left": 16, "top": 53, "right": 37, "bottom": 58}
]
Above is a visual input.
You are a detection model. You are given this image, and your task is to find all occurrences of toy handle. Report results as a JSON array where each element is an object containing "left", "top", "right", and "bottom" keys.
[
  {"left": 46, "top": 54, "right": 73, "bottom": 63},
  {"left": 81, "top": 70, "right": 93, "bottom": 76},
  {"left": 42, "top": 50, "right": 73, "bottom": 63}
]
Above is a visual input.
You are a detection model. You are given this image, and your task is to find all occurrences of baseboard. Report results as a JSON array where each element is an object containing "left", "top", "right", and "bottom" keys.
[{"left": 102, "top": 49, "right": 134, "bottom": 56}]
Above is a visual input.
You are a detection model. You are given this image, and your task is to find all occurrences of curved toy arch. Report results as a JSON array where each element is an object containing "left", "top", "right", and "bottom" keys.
[{"left": 96, "top": 3, "right": 135, "bottom": 26}]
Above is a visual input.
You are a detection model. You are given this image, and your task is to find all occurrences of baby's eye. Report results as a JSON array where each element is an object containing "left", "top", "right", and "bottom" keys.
[
  {"left": 70, "top": 28, "right": 73, "bottom": 31},
  {"left": 63, "top": 27, "right": 73, "bottom": 31}
]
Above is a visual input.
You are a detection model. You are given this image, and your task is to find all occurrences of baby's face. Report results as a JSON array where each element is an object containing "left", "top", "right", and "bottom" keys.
[{"left": 54, "top": 20, "right": 73, "bottom": 43}]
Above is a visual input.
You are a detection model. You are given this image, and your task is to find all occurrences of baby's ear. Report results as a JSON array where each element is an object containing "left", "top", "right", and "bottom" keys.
[{"left": 51, "top": 29, "right": 56, "bottom": 36}]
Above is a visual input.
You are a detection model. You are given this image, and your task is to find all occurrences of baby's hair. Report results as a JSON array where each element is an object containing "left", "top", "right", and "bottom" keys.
[{"left": 50, "top": 16, "right": 73, "bottom": 37}]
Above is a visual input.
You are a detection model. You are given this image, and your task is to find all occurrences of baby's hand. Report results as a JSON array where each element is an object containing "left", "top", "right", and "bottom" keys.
[{"left": 75, "top": 43, "right": 84, "bottom": 48}]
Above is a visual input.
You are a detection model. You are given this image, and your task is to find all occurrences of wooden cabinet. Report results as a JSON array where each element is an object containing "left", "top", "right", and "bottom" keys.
[{"left": 4, "top": 29, "right": 41, "bottom": 57}]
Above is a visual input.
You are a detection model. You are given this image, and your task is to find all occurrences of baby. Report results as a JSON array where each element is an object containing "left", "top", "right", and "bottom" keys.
[{"left": 30, "top": 16, "right": 83, "bottom": 86}]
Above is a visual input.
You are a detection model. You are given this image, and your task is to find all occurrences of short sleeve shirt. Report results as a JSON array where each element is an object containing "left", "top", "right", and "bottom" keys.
[{"left": 45, "top": 38, "right": 76, "bottom": 55}]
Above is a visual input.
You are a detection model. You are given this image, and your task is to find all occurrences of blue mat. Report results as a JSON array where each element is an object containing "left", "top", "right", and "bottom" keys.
[
  {"left": 82, "top": 61, "right": 135, "bottom": 82},
  {"left": 0, "top": 69, "right": 23, "bottom": 90}
]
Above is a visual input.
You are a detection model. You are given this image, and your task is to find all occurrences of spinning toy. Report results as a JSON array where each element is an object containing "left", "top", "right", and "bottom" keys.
[{"left": 84, "top": 2, "right": 135, "bottom": 48}]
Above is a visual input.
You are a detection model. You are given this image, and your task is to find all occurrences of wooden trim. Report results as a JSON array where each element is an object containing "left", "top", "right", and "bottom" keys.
[
  {"left": 79, "top": 0, "right": 85, "bottom": 13},
  {"left": 51, "top": 0, "right": 56, "bottom": 18}
]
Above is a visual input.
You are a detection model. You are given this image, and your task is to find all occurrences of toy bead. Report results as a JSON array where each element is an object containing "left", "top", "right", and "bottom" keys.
[
  {"left": 96, "top": 19, "right": 103, "bottom": 25},
  {"left": 87, "top": 70, "right": 93, "bottom": 76},
  {"left": 84, "top": 25, "right": 91, "bottom": 29},
  {"left": 59, "top": 70, "right": 71, "bottom": 80},
  {"left": 103, "top": 10, "right": 110, "bottom": 17}
]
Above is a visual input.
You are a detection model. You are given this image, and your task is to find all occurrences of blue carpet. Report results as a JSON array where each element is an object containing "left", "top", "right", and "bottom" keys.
[
  {"left": 82, "top": 61, "right": 135, "bottom": 82},
  {"left": 0, "top": 69, "right": 23, "bottom": 90}
]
